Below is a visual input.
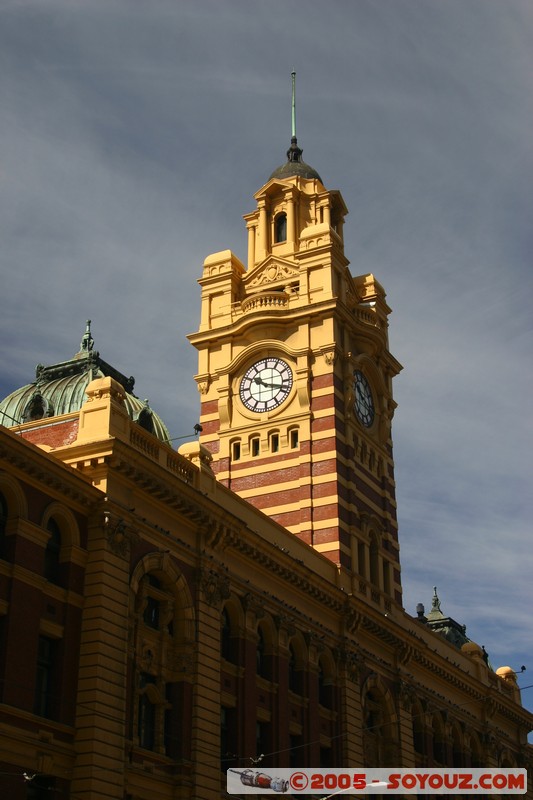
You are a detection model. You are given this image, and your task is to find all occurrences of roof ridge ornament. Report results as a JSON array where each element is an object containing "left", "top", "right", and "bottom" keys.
[
  {"left": 431, "top": 586, "right": 441, "bottom": 613},
  {"left": 79, "top": 320, "right": 95, "bottom": 353}
]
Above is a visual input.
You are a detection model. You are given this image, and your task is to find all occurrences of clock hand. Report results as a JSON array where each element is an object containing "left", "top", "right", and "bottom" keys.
[{"left": 254, "top": 377, "right": 281, "bottom": 389}]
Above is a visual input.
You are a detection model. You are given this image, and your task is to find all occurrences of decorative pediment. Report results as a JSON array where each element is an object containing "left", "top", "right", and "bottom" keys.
[{"left": 244, "top": 257, "right": 299, "bottom": 292}]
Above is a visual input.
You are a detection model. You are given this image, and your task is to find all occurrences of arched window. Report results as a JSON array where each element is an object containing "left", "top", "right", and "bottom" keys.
[
  {"left": 369, "top": 535, "right": 379, "bottom": 587},
  {"left": 383, "top": 559, "right": 391, "bottom": 595},
  {"left": 34, "top": 636, "right": 57, "bottom": 718},
  {"left": 275, "top": 213, "right": 287, "bottom": 243},
  {"left": 362, "top": 685, "right": 397, "bottom": 767},
  {"left": 432, "top": 713, "right": 447, "bottom": 765},
  {"left": 221, "top": 607, "right": 234, "bottom": 662},
  {"left": 44, "top": 518, "right": 61, "bottom": 584},
  {"left": 412, "top": 700, "right": 426, "bottom": 765},
  {"left": 142, "top": 574, "right": 161, "bottom": 629},
  {"left": 289, "top": 427, "right": 299, "bottom": 449},
  {"left": 318, "top": 656, "right": 333, "bottom": 709},
  {"left": 256, "top": 625, "right": 266, "bottom": 677},
  {"left": 138, "top": 675, "right": 157, "bottom": 750},
  {"left": 0, "top": 491, "right": 7, "bottom": 559},
  {"left": 23, "top": 393, "right": 48, "bottom": 422},
  {"left": 131, "top": 557, "right": 194, "bottom": 761},
  {"left": 137, "top": 406, "right": 154, "bottom": 434},
  {"left": 357, "top": 540, "right": 366, "bottom": 578},
  {"left": 470, "top": 733, "right": 483, "bottom": 768},
  {"left": 451, "top": 723, "right": 464, "bottom": 767},
  {"left": 288, "top": 640, "right": 303, "bottom": 694}
]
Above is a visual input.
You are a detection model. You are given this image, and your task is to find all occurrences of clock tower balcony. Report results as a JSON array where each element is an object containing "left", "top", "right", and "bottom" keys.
[{"left": 241, "top": 291, "right": 291, "bottom": 314}]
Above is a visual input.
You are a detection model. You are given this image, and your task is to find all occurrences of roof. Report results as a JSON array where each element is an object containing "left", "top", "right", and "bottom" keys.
[
  {"left": 0, "top": 321, "right": 170, "bottom": 443},
  {"left": 269, "top": 136, "right": 323, "bottom": 183}
]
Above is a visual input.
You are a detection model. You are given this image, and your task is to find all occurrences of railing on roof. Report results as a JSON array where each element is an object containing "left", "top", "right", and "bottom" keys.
[
  {"left": 241, "top": 292, "right": 290, "bottom": 314},
  {"left": 129, "top": 425, "right": 196, "bottom": 485}
]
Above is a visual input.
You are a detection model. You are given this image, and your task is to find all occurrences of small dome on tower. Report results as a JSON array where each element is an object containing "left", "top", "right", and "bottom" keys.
[
  {"left": 269, "top": 136, "right": 323, "bottom": 183},
  {"left": 0, "top": 321, "right": 171, "bottom": 443}
]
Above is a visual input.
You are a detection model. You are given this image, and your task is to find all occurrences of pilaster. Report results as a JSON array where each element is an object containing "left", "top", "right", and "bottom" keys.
[{"left": 70, "top": 511, "right": 133, "bottom": 798}]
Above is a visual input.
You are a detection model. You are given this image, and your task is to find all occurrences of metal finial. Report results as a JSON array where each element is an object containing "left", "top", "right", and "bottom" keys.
[
  {"left": 291, "top": 70, "right": 296, "bottom": 139},
  {"left": 80, "top": 320, "right": 94, "bottom": 353}
]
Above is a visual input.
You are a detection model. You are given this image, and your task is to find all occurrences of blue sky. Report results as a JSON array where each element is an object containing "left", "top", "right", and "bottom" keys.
[{"left": 1, "top": 0, "right": 532, "bottom": 720}]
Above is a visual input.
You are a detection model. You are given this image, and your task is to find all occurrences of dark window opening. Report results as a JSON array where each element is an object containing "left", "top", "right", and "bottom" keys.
[
  {"left": 221, "top": 607, "right": 234, "bottom": 662},
  {"left": 358, "top": 541, "right": 366, "bottom": 579},
  {"left": 232, "top": 441, "right": 241, "bottom": 461},
  {"left": 251, "top": 437, "right": 260, "bottom": 457},
  {"left": 221, "top": 707, "right": 237, "bottom": 771},
  {"left": 256, "top": 721, "right": 270, "bottom": 766},
  {"left": 26, "top": 775, "right": 57, "bottom": 799},
  {"left": 23, "top": 394, "right": 47, "bottom": 422},
  {"left": 44, "top": 519, "right": 61, "bottom": 584},
  {"left": 143, "top": 596, "right": 160, "bottom": 629},
  {"left": 318, "top": 661, "right": 332, "bottom": 708},
  {"left": 290, "top": 429, "right": 299, "bottom": 449},
  {"left": 0, "top": 492, "right": 7, "bottom": 559},
  {"left": 383, "top": 560, "right": 391, "bottom": 595},
  {"left": 138, "top": 692, "right": 156, "bottom": 750},
  {"left": 275, "top": 213, "right": 287, "bottom": 243},
  {"left": 34, "top": 636, "right": 55, "bottom": 718},
  {"left": 270, "top": 433, "right": 279, "bottom": 453},
  {"left": 256, "top": 627, "right": 269, "bottom": 678},
  {"left": 137, "top": 407, "right": 154, "bottom": 434},
  {"left": 288, "top": 644, "right": 301, "bottom": 694},
  {"left": 369, "top": 538, "right": 379, "bottom": 586},
  {"left": 290, "top": 734, "right": 304, "bottom": 768}
]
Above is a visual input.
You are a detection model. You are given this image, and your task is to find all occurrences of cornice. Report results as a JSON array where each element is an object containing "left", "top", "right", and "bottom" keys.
[
  {"left": 0, "top": 427, "right": 98, "bottom": 509},
  {"left": 225, "top": 531, "right": 344, "bottom": 613}
]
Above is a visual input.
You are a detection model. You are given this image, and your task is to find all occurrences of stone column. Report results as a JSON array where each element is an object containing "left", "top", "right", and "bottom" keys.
[
  {"left": 190, "top": 566, "right": 229, "bottom": 798},
  {"left": 70, "top": 510, "right": 134, "bottom": 798},
  {"left": 257, "top": 202, "right": 268, "bottom": 261},
  {"left": 338, "top": 647, "right": 365, "bottom": 767},
  {"left": 396, "top": 680, "right": 416, "bottom": 767}
]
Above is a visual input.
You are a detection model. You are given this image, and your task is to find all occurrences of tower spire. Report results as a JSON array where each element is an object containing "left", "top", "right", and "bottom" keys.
[
  {"left": 268, "top": 72, "right": 323, "bottom": 182},
  {"left": 287, "top": 70, "right": 303, "bottom": 165},
  {"left": 291, "top": 70, "right": 296, "bottom": 139}
]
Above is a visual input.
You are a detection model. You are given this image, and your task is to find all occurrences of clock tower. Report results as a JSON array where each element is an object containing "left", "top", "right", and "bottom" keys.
[{"left": 188, "top": 124, "right": 403, "bottom": 607}]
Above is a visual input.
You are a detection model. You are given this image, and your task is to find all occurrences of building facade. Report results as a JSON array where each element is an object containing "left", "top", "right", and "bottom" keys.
[{"left": 0, "top": 137, "right": 531, "bottom": 799}]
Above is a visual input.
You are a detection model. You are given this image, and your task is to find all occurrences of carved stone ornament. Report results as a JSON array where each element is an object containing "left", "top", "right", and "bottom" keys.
[
  {"left": 242, "top": 592, "right": 266, "bottom": 620},
  {"left": 248, "top": 261, "right": 299, "bottom": 289},
  {"left": 397, "top": 643, "right": 415, "bottom": 666},
  {"left": 343, "top": 605, "right": 363, "bottom": 634},
  {"left": 320, "top": 346, "right": 338, "bottom": 366},
  {"left": 398, "top": 680, "right": 415, "bottom": 712},
  {"left": 336, "top": 647, "right": 363, "bottom": 683},
  {"left": 200, "top": 568, "right": 230, "bottom": 607},
  {"left": 103, "top": 512, "right": 139, "bottom": 557}
]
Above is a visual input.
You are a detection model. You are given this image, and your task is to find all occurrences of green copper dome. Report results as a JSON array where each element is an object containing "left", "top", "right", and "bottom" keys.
[{"left": 0, "top": 321, "right": 171, "bottom": 443}]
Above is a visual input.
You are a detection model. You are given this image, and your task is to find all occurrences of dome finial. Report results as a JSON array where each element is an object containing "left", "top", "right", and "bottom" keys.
[{"left": 79, "top": 320, "right": 94, "bottom": 353}]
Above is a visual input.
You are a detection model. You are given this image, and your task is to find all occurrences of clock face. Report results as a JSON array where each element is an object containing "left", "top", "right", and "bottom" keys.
[
  {"left": 239, "top": 357, "right": 293, "bottom": 413},
  {"left": 353, "top": 370, "right": 375, "bottom": 427}
]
